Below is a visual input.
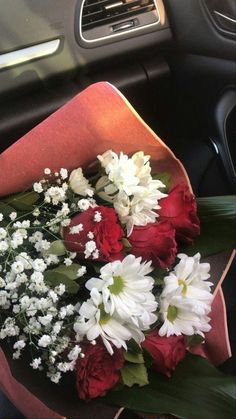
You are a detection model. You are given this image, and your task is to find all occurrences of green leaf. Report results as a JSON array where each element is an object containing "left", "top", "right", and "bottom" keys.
[
  {"left": 121, "top": 363, "right": 149, "bottom": 387},
  {"left": 124, "top": 351, "right": 144, "bottom": 364},
  {"left": 44, "top": 270, "right": 79, "bottom": 294},
  {"left": 47, "top": 240, "right": 67, "bottom": 256},
  {"left": 4, "top": 191, "right": 39, "bottom": 211},
  {"left": 186, "top": 334, "right": 205, "bottom": 347},
  {"left": 52, "top": 263, "right": 81, "bottom": 280},
  {"left": 92, "top": 262, "right": 104, "bottom": 274},
  {"left": 152, "top": 172, "right": 171, "bottom": 192},
  {"left": 0, "top": 201, "right": 15, "bottom": 217},
  {"left": 105, "top": 353, "right": 236, "bottom": 418},
  {"left": 184, "top": 195, "right": 236, "bottom": 257},
  {"left": 152, "top": 267, "right": 168, "bottom": 286},
  {"left": 122, "top": 238, "right": 132, "bottom": 249},
  {"left": 142, "top": 348, "right": 154, "bottom": 369},
  {"left": 127, "top": 339, "right": 143, "bottom": 354},
  {"left": 197, "top": 195, "right": 236, "bottom": 221}
]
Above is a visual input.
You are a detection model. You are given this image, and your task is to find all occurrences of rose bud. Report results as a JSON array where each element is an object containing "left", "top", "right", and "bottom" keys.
[
  {"left": 63, "top": 206, "right": 124, "bottom": 262},
  {"left": 159, "top": 184, "right": 200, "bottom": 244},
  {"left": 142, "top": 329, "right": 186, "bottom": 377},
  {"left": 128, "top": 221, "right": 177, "bottom": 268}
]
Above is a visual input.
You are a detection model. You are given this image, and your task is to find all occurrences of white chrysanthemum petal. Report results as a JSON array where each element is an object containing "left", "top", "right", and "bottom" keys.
[
  {"left": 69, "top": 167, "right": 94, "bottom": 196},
  {"left": 79, "top": 301, "right": 97, "bottom": 318},
  {"left": 97, "top": 150, "right": 168, "bottom": 233},
  {"left": 86, "top": 255, "right": 158, "bottom": 332},
  {"left": 86, "top": 324, "right": 100, "bottom": 341}
]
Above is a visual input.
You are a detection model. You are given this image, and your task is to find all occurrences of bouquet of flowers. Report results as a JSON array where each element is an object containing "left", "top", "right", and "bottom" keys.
[{"left": 0, "top": 82, "right": 235, "bottom": 418}]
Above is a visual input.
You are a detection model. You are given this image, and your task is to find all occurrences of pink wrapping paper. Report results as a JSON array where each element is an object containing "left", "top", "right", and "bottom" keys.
[{"left": 0, "top": 82, "right": 233, "bottom": 417}]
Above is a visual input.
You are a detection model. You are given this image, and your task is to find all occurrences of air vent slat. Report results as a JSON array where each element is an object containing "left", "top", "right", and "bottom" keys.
[
  {"left": 82, "top": 1, "right": 150, "bottom": 25},
  {"left": 83, "top": 0, "right": 144, "bottom": 12},
  {"left": 82, "top": 6, "right": 154, "bottom": 30},
  {"left": 81, "top": 0, "right": 157, "bottom": 31}
]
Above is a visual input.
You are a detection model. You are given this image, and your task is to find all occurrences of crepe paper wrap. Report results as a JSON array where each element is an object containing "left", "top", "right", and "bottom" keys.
[
  {"left": 0, "top": 82, "right": 191, "bottom": 196},
  {"left": 190, "top": 250, "right": 235, "bottom": 365},
  {"left": 0, "top": 348, "right": 63, "bottom": 419},
  {"left": 0, "top": 82, "right": 232, "bottom": 417}
]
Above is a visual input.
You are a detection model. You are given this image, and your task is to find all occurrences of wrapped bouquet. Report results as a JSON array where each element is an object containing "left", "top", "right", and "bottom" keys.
[{"left": 0, "top": 82, "right": 235, "bottom": 418}]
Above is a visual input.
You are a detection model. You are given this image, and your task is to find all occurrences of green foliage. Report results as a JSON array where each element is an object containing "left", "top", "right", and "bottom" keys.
[
  {"left": 44, "top": 267, "right": 79, "bottom": 294},
  {"left": 47, "top": 240, "right": 67, "bottom": 256},
  {"left": 122, "top": 238, "right": 132, "bottom": 249},
  {"left": 0, "top": 201, "right": 15, "bottom": 217},
  {"left": 124, "top": 351, "right": 144, "bottom": 364},
  {"left": 152, "top": 172, "right": 171, "bottom": 193},
  {"left": 186, "top": 334, "right": 205, "bottom": 347},
  {"left": 183, "top": 195, "right": 236, "bottom": 257},
  {"left": 121, "top": 363, "right": 149, "bottom": 388},
  {"left": 152, "top": 267, "right": 168, "bottom": 286},
  {"left": 3, "top": 191, "right": 39, "bottom": 211},
  {"left": 52, "top": 263, "right": 81, "bottom": 280},
  {"left": 105, "top": 353, "right": 236, "bottom": 418},
  {"left": 127, "top": 339, "right": 143, "bottom": 354}
]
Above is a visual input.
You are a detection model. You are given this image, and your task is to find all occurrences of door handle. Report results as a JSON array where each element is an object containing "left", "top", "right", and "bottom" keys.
[{"left": 203, "top": 0, "right": 236, "bottom": 34}]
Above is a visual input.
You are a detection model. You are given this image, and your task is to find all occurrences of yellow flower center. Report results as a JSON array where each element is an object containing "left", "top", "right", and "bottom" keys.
[
  {"left": 99, "top": 304, "right": 111, "bottom": 325},
  {"left": 178, "top": 279, "right": 188, "bottom": 296},
  {"left": 167, "top": 305, "right": 178, "bottom": 322},
  {"left": 109, "top": 275, "right": 124, "bottom": 295}
]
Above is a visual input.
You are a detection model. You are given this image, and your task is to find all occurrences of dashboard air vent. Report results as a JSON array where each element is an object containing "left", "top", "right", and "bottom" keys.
[{"left": 81, "top": 0, "right": 157, "bottom": 31}]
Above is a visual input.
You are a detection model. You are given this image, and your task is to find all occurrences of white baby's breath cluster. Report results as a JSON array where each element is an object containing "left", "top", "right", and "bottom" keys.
[
  {"left": 97, "top": 150, "right": 167, "bottom": 235},
  {"left": 0, "top": 167, "right": 96, "bottom": 382}
]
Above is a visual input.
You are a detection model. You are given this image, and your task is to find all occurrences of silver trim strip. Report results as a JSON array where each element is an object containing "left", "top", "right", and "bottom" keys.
[
  {"left": 0, "top": 39, "right": 60, "bottom": 70},
  {"left": 80, "top": 0, "right": 160, "bottom": 43},
  {"left": 214, "top": 10, "right": 236, "bottom": 24},
  {"left": 105, "top": 2, "right": 123, "bottom": 10},
  {"left": 209, "top": 139, "right": 220, "bottom": 155}
]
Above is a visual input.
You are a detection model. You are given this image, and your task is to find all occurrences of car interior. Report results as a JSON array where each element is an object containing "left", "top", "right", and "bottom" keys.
[
  {"left": 0, "top": 0, "right": 235, "bottom": 197},
  {"left": 0, "top": 0, "right": 235, "bottom": 416}
]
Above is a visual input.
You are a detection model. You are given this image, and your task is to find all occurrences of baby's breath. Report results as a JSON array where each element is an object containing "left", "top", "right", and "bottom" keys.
[{"left": 0, "top": 166, "right": 95, "bottom": 382}]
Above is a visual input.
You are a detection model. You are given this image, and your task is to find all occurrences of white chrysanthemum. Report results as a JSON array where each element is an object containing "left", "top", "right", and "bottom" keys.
[
  {"left": 159, "top": 291, "right": 212, "bottom": 337},
  {"left": 132, "top": 151, "right": 151, "bottom": 182},
  {"left": 159, "top": 253, "right": 213, "bottom": 337},
  {"left": 114, "top": 183, "right": 166, "bottom": 236},
  {"left": 74, "top": 289, "right": 143, "bottom": 355},
  {"left": 97, "top": 150, "right": 167, "bottom": 235},
  {"left": 98, "top": 150, "right": 139, "bottom": 195},
  {"left": 69, "top": 167, "right": 94, "bottom": 197},
  {"left": 85, "top": 254, "right": 157, "bottom": 330},
  {"left": 132, "top": 152, "right": 166, "bottom": 193},
  {"left": 161, "top": 253, "right": 213, "bottom": 314}
]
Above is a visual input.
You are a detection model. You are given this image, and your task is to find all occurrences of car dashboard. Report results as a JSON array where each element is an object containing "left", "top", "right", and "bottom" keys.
[{"left": 0, "top": 0, "right": 170, "bottom": 95}]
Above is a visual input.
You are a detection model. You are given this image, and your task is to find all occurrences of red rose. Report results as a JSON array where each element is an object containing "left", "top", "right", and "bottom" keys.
[
  {"left": 159, "top": 184, "right": 200, "bottom": 244},
  {"left": 142, "top": 329, "right": 186, "bottom": 377},
  {"left": 63, "top": 206, "right": 124, "bottom": 262},
  {"left": 76, "top": 341, "right": 124, "bottom": 400},
  {"left": 129, "top": 221, "right": 177, "bottom": 268}
]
